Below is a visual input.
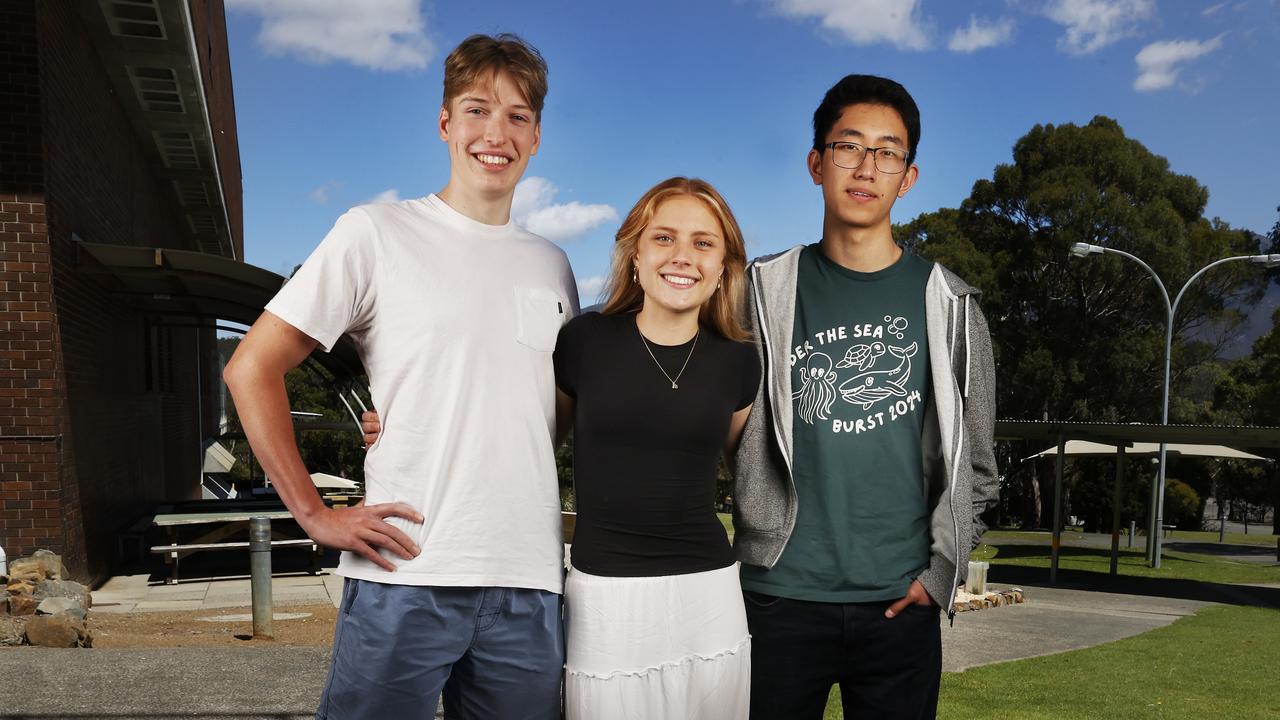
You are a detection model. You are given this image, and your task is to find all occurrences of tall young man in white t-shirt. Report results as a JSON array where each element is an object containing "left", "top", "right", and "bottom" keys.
[{"left": 224, "top": 34, "right": 578, "bottom": 720}]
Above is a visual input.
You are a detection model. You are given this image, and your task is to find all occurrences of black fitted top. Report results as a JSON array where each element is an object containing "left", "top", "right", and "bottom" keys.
[{"left": 554, "top": 311, "right": 761, "bottom": 577}]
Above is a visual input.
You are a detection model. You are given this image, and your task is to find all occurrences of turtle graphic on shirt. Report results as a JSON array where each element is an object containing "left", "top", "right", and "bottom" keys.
[
  {"left": 837, "top": 342, "right": 918, "bottom": 410},
  {"left": 835, "top": 341, "right": 886, "bottom": 371},
  {"left": 793, "top": 351, "right": 838, "bottom": 424}
]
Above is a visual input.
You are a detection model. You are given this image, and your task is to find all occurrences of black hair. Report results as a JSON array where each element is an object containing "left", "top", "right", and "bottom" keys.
[{"left": 812, "top": 75, "right": 920, "bottom": 165}]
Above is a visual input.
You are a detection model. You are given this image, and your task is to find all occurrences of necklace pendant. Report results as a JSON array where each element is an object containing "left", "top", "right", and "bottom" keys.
[{"left": 672, "top": 381, "right": 678, "bottom": 389}]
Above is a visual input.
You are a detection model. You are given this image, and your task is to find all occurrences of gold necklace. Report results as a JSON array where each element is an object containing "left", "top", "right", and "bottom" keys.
[{"left": 637, "top": 323, "right": 699, "bottom": 390}]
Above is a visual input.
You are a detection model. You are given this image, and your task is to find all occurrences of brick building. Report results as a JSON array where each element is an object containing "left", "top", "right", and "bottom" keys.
[{"left": 1, "top": 0, "right": 243, "bottom": 582}]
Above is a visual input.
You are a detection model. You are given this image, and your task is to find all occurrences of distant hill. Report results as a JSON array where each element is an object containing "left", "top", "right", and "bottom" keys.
[{"left": 1219, "top": 283, "right": 1280, "bottom": 359}]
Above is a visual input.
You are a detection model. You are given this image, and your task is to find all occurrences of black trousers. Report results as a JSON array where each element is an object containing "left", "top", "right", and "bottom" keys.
[{"left": 744, "top": 590, "right": 941, "bottom": 720}]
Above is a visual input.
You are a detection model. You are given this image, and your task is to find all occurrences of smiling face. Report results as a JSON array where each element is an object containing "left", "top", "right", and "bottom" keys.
[
  {"left": 808, "top": 102, "right": 918, "bottom": 237},
  {"left": 633, "top": 195, "right": 727, "bottom": 321},
  {"left": 438, "top": 70, "right": 540, "bottom": 212}
]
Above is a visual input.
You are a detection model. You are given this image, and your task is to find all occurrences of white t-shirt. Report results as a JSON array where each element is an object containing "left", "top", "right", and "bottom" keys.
[{"left": 265, "top": 194, "right": 579, "bottom": 592}]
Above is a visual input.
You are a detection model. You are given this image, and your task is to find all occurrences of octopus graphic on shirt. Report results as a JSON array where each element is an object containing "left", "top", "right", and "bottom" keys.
[{"left": 791, "top": 315, "right": 924, "bottom": 433}]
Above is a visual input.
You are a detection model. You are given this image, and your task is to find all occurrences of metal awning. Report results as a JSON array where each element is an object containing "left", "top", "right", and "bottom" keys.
[{"left": 75, "top": 240, "right": 364, "bottom": 380}]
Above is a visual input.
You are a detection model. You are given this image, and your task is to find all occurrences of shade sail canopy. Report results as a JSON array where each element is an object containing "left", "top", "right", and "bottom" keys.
[
  {"left": 1024, "top": 440, "right": 1269, "bottom": 462},
  {"left": 996, "top": 420, "right": 1280, "bottom": 453},
  {"left": 310, "top": 473, "right": 360, "bottom": 490}
]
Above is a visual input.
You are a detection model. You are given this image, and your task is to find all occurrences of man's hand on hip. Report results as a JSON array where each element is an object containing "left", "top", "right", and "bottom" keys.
[{"left": 302, "top": 503, "right": 422, "bottom": 572}]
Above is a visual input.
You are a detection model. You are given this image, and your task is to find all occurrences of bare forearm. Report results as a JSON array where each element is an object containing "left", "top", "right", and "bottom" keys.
[{"left": 225, "top": 363, "right": 324, "bottom": 522}]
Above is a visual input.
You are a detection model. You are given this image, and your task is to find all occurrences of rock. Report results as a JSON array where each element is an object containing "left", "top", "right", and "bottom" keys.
[
  {"left": 35, "top": 579, "right": 91, "bottom": 610},
  {"left": 6, "top": 579, "right": 33, "bottom": 595},
  {"left": 0, "top": 588, "right": 8, "bottom": 616},
  {"left": 37, "top": 596, "right": 82, "bottom": 616},
  {"left": 24, "top": 613, "right": 85, "bottom": 648},
  {"left": 31, "top": 550, "right": 67, "bottom": 581},
  {"left": 0, "top": 616, "right": 24, "bottom": 646},
  {"left": 6, "top": 559, "right": 44, "bottom": 584},
  {"left": 9, "top": 594, "right": 38, "bottom": 616}
]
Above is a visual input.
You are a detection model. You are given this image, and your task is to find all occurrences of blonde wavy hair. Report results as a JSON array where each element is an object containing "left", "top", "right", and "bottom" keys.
[{"left": 600, "top": 177, "right": 749, "bottom": 342}]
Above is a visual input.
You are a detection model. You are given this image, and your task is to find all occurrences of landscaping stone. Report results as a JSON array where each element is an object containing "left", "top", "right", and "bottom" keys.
[
  {"left": 30, "top": 550, "right": 67, "bottom": 581},
  {"left": 952, "top": 586, "right": 1026, "bottom": 613},
  {"left": 0, "top": 616, "right": 24, "bottom": 646},
  {"left": 24, "top": 614, "right": 85, "bottom": 648},
  {"left": 35, "top": 579, "right": 92, "bottom": 609},
  {"left": 8, "top": 594, "right": 38, "bottom": 616},
  {"left": 5, "top": 559, "right": 44, "bottom": 584},
  {"left": 37, "top": 596, "right": 84, "bottom": 618}
]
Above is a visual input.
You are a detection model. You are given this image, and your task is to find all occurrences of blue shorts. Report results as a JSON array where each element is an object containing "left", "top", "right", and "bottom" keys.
[{"left": 316, "top": 579, "right": 564, "bottom": 720}]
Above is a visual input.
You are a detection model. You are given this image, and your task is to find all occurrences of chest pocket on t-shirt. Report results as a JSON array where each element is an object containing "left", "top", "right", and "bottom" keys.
[{"left": 514, "top": 286, "right": 565, "bottom": 352}]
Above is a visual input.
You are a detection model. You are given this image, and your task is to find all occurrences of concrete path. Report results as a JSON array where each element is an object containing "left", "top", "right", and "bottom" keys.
[
  {"left": 0, "top": 547, "right": 1270, "bottom": 719},
  {"left": 92, "top": 571, "right": 345, "bottom": 614},
  {"left": 2, "top": 575, "right": 1267, "bottom": 719}
]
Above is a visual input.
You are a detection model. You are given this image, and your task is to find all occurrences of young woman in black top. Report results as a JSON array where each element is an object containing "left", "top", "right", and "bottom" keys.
[
  {"left": 553, "top": 177, "right": 758, "bottom": 719},
  {"left": 362, "top": 177, "right": 758, "bottom": 719}
]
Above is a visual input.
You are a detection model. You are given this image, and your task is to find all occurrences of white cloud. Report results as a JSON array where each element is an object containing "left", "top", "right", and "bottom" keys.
[
  {"left": 1134, "top": 34, "right": 1226, "bottom": 91},
  {"left": 1201, "top": 2, "right": 1228, "bottom": 16},
  {"left": 364, "top": 188, "right": 401, "bottom": 204},
  {"left": 513, "top": 177, "right": 617, "bottom": 244},
  {"left": 308, "top": 180, "right": 343, "bottom": 204},
  {"left": 225, "top": 0, "right": 434, "bottom": 71},
  {"left": 765, "top": 0, "right": 930, "bottom": 50},
  {"left": 577, "top": 276, "right": 608, "bottom": 304},
  {"left": 1043, "top": 0, "right": 1155, "bottom": 55},
  {"left": 948, "top": 16, "right": 1016, "bottom": 53}
]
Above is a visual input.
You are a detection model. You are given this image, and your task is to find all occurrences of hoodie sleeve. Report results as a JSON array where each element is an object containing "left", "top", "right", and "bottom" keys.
[{"left": 964, "top": 297, "right": 999, "bottom": 549}]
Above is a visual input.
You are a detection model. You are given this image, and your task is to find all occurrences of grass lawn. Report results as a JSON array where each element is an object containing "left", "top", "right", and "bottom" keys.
[
  {"left": 717, "top": 512, "right": 734, "bottom": 541},
  {"left": 819, "top": 605, "right": 1280, "bottom": 719},
  {"left": 984, "top": 528, "right": 1279, "bottom": 548},
  {"left": 975, "top": 543, "right": 1280, "bottom": 585}
]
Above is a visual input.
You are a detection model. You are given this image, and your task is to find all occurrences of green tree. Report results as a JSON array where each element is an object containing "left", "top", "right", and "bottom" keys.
[{"left": 897, "top": 117, "right": 1270, "bottom": 528}]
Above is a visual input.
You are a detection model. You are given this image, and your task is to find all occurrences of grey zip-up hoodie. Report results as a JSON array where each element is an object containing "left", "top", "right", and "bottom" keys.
[{"left": 732, "top": 245, "right": 999, "bottom": 618}]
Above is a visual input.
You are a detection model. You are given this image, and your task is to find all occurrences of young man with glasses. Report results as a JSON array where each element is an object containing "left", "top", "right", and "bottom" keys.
[
  {"left": 224, "top": 34, "right": 577, "bottom": 720},
  {"left": 733, "top": 74, "right": 999, "bottom": 719}
]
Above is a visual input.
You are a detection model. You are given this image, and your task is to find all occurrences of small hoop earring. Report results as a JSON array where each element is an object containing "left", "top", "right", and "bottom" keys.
[{"left": 632, "top": 269, "right": 638, "bottom": 283}]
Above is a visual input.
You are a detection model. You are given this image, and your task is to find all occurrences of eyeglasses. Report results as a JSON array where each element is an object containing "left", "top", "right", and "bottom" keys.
[{"left": 822, "top": 141, "right": 909, "bottom": 174}]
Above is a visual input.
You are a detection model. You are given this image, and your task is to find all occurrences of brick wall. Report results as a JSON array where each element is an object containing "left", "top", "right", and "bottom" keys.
[
  {"left": 0, "top": 1, "right": 228, "bottom": 582},
  {"left": 0, "top": 1, "right": 66, "bottom": 563}
]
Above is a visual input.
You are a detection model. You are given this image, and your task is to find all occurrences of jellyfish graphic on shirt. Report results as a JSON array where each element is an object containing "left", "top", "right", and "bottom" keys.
[{"left": 793, "top": 352, "right": 838, "bottom": 424}]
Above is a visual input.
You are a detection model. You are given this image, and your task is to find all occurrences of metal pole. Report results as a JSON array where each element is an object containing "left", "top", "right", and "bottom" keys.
[
  {"left": 1128, "top": 520, "right": 1135, "bottom": 548},
  {"left": 1219, "top": 513, "right": 1226, "bottom": 543},
  {"left": 1155, "top": 256, "right": 1259, "bottom": 568},
  {"left": 249, "top": 516, "right": 273, "bottom": 639},
  {"left": 1051, "top": 433, "right": 1065, "bottom": 585},
  {"left": 1111, "top": 446, "right": 1125, "bottom": 576}
]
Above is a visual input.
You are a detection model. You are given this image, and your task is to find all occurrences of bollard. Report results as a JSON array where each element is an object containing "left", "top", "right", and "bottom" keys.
[
  {"left": 249, "top": 516, "right": 274, "bottom": 639},
  {"left": 1128, "top": 520, "right": 1136, "bottom": 548}
]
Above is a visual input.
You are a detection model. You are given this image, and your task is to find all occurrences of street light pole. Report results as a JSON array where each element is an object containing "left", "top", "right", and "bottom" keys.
[{"left": 1068, "top": 244, "right": 1279, "bottom": 568}]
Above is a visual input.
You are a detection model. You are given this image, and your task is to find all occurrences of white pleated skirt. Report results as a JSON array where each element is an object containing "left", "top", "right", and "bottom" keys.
[{"left": 564, "top": 563, "right": 750, "bottom": 720}]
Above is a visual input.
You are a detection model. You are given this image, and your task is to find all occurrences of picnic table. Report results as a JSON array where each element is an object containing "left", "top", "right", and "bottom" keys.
[{"left": 149, "top": 503, "right": 322, "bottom": 584}]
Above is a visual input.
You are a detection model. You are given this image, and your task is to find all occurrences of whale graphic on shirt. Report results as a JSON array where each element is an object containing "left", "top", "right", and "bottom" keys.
[{"left": 837, "top": 342, "right": 917, "bottom": 410}]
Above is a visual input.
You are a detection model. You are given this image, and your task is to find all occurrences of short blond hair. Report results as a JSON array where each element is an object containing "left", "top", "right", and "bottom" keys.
[
  {"left": 600, "top": 177, "right": 750, "bottom": 342},
  {"left": 442, "top": 34, "right": 548, "bottom": 117}
]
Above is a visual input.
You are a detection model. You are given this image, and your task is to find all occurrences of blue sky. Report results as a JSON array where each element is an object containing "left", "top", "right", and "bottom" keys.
[{"left": 224, "top": 0, "right": 1280, "bottom": 308}]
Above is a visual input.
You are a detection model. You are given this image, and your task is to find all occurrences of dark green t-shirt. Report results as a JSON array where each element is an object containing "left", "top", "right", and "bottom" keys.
[{"left": 740, "top": 244, "right": 933, "bottom": 603}]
